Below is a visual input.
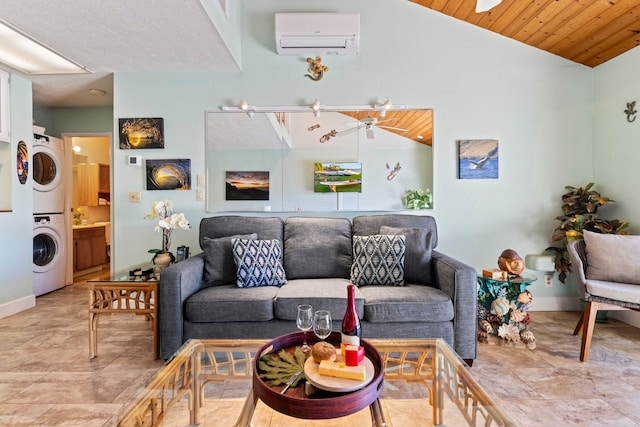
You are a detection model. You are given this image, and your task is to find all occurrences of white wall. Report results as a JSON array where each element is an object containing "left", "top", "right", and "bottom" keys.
[
  {"left": 0, "top": 73, "right": 35, "bottom": 315},
  {"left": 111, "top": 0, "right": 593, "bottom": 308}
]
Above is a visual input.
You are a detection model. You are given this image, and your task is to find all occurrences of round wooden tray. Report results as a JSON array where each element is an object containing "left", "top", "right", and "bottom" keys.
[{"left": 253, "top": 331, "right": 384, "bottom": 420}]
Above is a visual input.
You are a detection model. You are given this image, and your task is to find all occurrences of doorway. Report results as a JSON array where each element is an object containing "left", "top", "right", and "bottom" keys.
[{"left": 62, "top": 133, "right": 112, "bottom": 284}]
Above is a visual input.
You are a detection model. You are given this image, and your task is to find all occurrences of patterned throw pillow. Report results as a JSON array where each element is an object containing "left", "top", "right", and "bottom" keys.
[
  {"left": 232, "top": 239, "right": 287, "bottom": 288},
  {"left": 350, "top": 234, "right": 406, "bottom": 286},
  {"left": 202, "top": 233, "right": 257, "bottom": 287}
]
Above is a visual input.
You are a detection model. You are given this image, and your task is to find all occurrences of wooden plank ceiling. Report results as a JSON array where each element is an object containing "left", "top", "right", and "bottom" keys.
[
  {"left": 340, "top": 110, "right": 433, "bottom": 146},
  {"left": 410, "top": 0, "right": 640, "bottom": 68}
]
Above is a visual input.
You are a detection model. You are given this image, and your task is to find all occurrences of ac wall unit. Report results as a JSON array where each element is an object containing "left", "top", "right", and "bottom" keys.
[{"left": 275, "top": 13, "right": 360, "bottom": 55}]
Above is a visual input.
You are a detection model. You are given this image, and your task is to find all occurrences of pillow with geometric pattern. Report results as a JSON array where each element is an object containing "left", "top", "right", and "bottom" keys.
[
  {"left": 232, "top": 239, "right": 287, "bottom": 288},
  {"left": 350, "top": 234, "right": 406, "bottom": 286}
]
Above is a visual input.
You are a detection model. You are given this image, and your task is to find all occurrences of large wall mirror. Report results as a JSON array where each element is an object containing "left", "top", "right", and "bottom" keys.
[{"left": 205, "top": 108, "right": 433, "bottom": 212}]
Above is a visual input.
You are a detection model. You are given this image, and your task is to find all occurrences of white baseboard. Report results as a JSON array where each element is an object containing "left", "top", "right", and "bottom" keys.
[
  {"left": 529, "top": 296, "right": 581, "bottom": 312},
  {"left": 0, "top": 295, "right": 36, "bottom": 319},
  {"left": 608, "top": 311, "right": 640, "bottom": 328}
]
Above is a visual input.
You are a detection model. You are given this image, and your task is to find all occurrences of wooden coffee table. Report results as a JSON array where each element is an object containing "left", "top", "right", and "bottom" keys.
[{"left": 118, "top": 334, "right": 517, "bottom": 426}]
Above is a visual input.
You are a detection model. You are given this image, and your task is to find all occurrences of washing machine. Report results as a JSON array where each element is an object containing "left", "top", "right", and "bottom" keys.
[
  {"left": 33, "top": 133, "right": 65, "bottom": 214},
  {"left": 33, "top": 214, "right": 67, "bottom": 296}
]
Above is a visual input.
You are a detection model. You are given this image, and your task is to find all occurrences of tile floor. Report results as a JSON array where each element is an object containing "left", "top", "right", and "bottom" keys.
[{"left": 0, "top": 278, "right": 639, "bottom": 426}]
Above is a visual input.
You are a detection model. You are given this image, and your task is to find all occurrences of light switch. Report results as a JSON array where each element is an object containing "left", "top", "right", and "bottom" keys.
[
  {"left": 196, "top": 189, "right": 205, "bottom": 201},
  {"left": 197, "top": 175, "right": 205, "bottom": 187},
  {"left": 128, "top": 192, "right": 141, "bottom": 203}
]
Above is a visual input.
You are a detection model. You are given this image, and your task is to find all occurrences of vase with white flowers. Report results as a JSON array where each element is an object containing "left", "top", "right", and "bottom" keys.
[{"left": 144, "top": 199, "right": 191, "bottom": 267}]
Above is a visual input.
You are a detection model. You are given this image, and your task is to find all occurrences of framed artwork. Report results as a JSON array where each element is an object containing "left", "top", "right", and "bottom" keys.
[
  {"left": 457, "top": 139, "right": 499, "bottom": 179},
  {"left": 119, "top": 118, "right": 164, "bottom": 149},
  {"left": 146, "top": 158, "right": 191, "bottom": 190},
  {"left": 17, "top": 140, "right": 28, "bottom": 184},
  {"left": 225, "top": 171, "right": 269, "bottom": 200},
  {"left": 0, "top": 69, "right": 9, "bottom": 142},
  {"left": 314, "top": 162, "right": 362, "bottom": 193}
]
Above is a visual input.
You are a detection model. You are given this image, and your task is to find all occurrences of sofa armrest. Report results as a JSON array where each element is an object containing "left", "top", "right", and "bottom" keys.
[
  {"left": 431, "top": 250, "right": 478, "bottom": 361},
  {"left": 158, "top": 253, "right": 205, "bottom": 360}
]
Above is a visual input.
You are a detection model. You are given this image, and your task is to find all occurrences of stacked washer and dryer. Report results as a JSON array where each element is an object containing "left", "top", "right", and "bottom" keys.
[{"left": 33, "top": 130, "right": 68, "bottom": 296}]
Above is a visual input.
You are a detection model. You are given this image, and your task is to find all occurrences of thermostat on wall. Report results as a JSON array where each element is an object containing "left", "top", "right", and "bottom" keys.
[{"left": 127, "top": 155, "right": 141, "bottom": 166}]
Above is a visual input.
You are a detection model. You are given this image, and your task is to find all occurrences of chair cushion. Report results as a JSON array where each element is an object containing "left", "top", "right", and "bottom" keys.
[
  {"left": 585, "top": 279, "right": 640, "bottom": 305},
  {"left": 202, "top": 233, "right": 257, "bottom": 287},
  {"left": 350, "top": 234, "right": 406, "bottom": 286},
  {"left": 185, "top": 285, "right": 278, "bottom": 322},
  {"left": 380, "top": 226, "right": 434, "bottom": 285},
  {"left": 359, "top": 285, "right": 454, "bottom": 323},
  {"left": 584, "top": 230, "right": 640, "bottom": 285},
  {"left": 232, "top": 239, "right": 287, "bottom": 288},
  {"left": 283, "top": 217, "right": 352, "bottom": 279},
  {"left": 274, "top": 278, "right": 364, "bottom": 321}
]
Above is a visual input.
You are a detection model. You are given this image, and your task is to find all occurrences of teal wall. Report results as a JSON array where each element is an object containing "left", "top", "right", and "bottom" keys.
[
  {"left": 34, "top": 106, "right": 113, "bottom": 138},
  {"left": 110, "top": 0, "right": 593, "bottom": 308},
  {"left": 592, "top": 45, "right": 640, "bottom": 326},
  {"left": 0, "top": 73, "right": 35, "bottom": 311},
  {"left": 5, "top": 0, "right": 617, "bottom": 314}
]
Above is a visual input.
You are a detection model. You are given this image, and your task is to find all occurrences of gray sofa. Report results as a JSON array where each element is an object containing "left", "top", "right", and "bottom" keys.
[{"left": 158, "top": 214, "right": 478, "bottom": 363}]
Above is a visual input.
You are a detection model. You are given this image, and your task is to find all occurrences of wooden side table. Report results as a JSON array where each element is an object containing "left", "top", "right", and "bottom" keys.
[{"left": 88, "top": 265, "right": 158, "bottom": 359}]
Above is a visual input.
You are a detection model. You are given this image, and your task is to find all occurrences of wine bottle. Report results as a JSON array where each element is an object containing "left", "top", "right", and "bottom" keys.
[{"left": 341, "top": 283, "right": 361, "bottom": 353}]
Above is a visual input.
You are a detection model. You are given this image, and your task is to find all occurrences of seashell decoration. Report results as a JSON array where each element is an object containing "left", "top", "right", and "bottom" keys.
[
  {"left": 497, "top": 323, "right": 520, "bottom": 342},
  {"left": 490, "top": 298, "right": 511, "bottom": 316},
  {"left": 510, "top": 309, "right": 527, "bottom": 323},
  {"left": 517, "top": 290, "right": 533, "bottom": 304},
  {"left": 520, "top": 328, "right": 537, "bottom": 349},
  {"left": 480, "top": 319, "right": 494, "bottom": 334},
  {"left": 478, "top": 305, "right": 488, "bottom": 320}
]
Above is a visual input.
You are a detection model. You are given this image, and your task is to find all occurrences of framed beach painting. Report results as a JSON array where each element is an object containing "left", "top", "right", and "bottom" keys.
[
  {"left": 146, "top": 158, "right": 191, "bottom": 190},
  {"left": 314, "top": 162, "right": 362, "bottom": 193},
  {"left": 457, "top": 139, "right": 499, "bottom": 179},
  {"left": 225, "top": 171, "right": 270, "bottom": 200},
  {"left": 119, "top": 118, "right": 164, "bottom": 149}
]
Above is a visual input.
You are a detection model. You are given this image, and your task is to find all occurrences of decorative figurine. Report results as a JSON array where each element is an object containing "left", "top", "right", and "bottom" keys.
[
  {"left": 497, "top": 249, "right": 525, "bottom": 276},
  {"left": 305, "top": 56, "right": 329, "bottom": 81},
  {"left": 625, "top": 101, "right": 637, "bottom": 123}
]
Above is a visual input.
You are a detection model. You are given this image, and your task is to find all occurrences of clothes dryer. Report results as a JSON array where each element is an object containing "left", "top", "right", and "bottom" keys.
[
  {"left": 33, "top": 214, "right": 67, "bottom": 296},
  {"left": 33, "top": 133, "right": 65, "bottom": 214}
]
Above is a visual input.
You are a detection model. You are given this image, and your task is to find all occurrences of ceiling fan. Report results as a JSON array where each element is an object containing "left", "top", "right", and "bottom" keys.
[
  {"left": 476, "top": 0, "right": 502, "bottom": 13},
  {"left": 337, "top": 117, "right": 408, "bottom": 140}
]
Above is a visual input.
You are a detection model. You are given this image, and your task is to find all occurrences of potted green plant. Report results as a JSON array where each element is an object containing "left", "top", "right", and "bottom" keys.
[
  {"left": 546, "top": 182, "right": 630, "bottom": 283},
  {"left": 403, "top": 188, "right": 432, "bottom": 209}
]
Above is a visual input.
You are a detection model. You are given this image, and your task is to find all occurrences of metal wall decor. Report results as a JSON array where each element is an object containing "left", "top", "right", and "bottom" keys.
[
  {"left": 305, "top": 56, "right": 328, "bottom": 81},
  {"left": 624, "top": 101, "right": 637, "bottom": 123}
]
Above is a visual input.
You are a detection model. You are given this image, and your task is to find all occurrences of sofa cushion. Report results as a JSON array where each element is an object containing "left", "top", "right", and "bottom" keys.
[
  {"left": 380, "top": 226, "right": 434, "bottom": 285},
  {"left": 184, "top": 285, "right": 278, "bottom": 322},
  {"left": 283, "top": 217, "right": 352, "bottom": 279},
  {"left": 351, "top": 234, "right": 406, "bottom": 286},
  {"left": 584, "top": 230, "right": 640, "bottom": 285},
  {"left": 359, "top": 285, "right": 454, "bottom": 323},
  {"left": 199, "top": 216, "right": 284, "bottom": 249},
  {"left": 232, "top": 239, "right": 286, "bottom": 287},
  {"left": 352, "top": 214, "right": 438, "bottom": 248},
  {"left": 202, "top": 233, "right": 257, "bottom": 287},
  {"left": 274, "top": 278, "right": 365, "bottom": 321}
]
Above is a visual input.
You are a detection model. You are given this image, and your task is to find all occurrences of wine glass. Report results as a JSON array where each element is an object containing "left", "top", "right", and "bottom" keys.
[
  {"left": 296, "top": 304, "right": 313, "bottom": 353},
  {"left": 313, "top": 310, "right": 332, "bottom": 341}
]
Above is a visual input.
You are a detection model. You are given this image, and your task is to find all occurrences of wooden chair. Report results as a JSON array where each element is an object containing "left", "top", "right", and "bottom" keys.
[{"left": 567, "top": 239, "right": 640, "bottom": 361}]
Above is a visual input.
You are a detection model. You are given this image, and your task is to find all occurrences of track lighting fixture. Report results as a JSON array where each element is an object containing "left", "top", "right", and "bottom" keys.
[{"left": 220, "top": 99, "right": 407, "bottom": 115}]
